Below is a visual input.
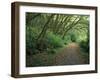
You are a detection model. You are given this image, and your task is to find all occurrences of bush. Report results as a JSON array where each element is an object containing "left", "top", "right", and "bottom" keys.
[
  {"left": 79, "top": 40, "right": 89, "bottom": 53},
  {"left": 63, "top": 36, "right": 72, "bottom": 45},
  {"left": 26, "top": 27, "right": 38, "bottom": 55},
  {"left": 62, "top": 32, "right": 78, "bottom": 45},
  {"left": 47, "top": 32, "right": 64, "bottom": 48},
  {"left": 26, "top": 28, "right": 66, "bottom": 55}
]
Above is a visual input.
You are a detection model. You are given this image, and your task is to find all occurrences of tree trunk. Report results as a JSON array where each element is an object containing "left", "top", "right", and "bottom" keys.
[{"left": 37, "top": 14, "right": 54, "bottom": 41}]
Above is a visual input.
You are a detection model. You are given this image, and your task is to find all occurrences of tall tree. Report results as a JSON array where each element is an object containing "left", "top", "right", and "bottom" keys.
[{"left": 37, "top": 14, "right": 54, "bottom": 41}]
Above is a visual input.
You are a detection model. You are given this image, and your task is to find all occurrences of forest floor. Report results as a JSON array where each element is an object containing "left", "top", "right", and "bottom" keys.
[{"left": 26, "top": 42, "right": 86, "bottom": 67}]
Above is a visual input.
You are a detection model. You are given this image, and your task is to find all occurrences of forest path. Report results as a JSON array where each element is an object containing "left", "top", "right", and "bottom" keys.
[
  {"left": 26, "top": 42, "right": 85, "bottom": 67},
  {"left": 54, "top": 42, "right": 85, "bottom": 65}
]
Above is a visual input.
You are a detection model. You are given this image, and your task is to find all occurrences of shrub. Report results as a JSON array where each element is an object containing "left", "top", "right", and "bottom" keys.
[
  {"left": 63, "top": 36, "right": 72, "bottom": 45},
  {"left": 47, "top": 32, "right": 64, "bottom": 48},
  {"left": 26, "top": 27, "right": 38, "bottom": 55},
  {"left": 79, "top": 40, "right": 89, "bottom": 53}
]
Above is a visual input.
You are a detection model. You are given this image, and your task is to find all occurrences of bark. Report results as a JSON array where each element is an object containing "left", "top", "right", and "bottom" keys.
[{"left": 37, "top": 14, "right": 54, "bottom": 41}]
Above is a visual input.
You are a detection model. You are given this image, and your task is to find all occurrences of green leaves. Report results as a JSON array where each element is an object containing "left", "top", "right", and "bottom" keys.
[
  {"left": 26, "top": 13, "right": 89, "bottom": 55},
  {"left": 47, "top": 32, "right": 64, "bottom": 48}
]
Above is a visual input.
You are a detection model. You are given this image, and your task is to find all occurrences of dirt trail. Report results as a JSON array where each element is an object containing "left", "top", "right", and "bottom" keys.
[
  {"left": 27, "top": 42, "right": 85, "bottom": 67},
  {"left": 54, "top": 43, "right": 85, "bottom": 65}
]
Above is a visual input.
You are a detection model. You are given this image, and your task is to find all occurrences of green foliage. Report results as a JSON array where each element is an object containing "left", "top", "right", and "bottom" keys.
[
  {"left": 26, "top": 13, "right": 90, "bottom": 66},
  {"left": 26, "top": 27, "right": 39, "bottom": 55},
  {"left": 80, "top": 38, "right": 89, "bottom": 64},
  {"left": 63, "top": 35, "right": 71, "bottom": 45},
  {"left": 26, "top": 13, "right": 90, "bottom": 67},
  {"left": 70, "top": 33, "right": 77, "bottom": 42},
  {"left": 63, "top": 31, "right": 78, "bottom": 45},
  {"left": 47, "top": 32, "right": 64, "bottom": 48},
  {"left": 79, "top": 39, "right": 89, "bottom": 53}
]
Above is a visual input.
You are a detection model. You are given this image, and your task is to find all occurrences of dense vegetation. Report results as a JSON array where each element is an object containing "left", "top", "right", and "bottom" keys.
[{"left": 26, "top": 12, "right": 89, "bottom": 66}]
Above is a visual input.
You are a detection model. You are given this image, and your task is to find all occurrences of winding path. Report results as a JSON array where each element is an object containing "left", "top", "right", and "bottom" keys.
[
  {"left": 26, "top": 42, "right": 85, "bottom": 67},
  {"left": 54, "top": 43, "right": 85, "bottom": 65}
]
